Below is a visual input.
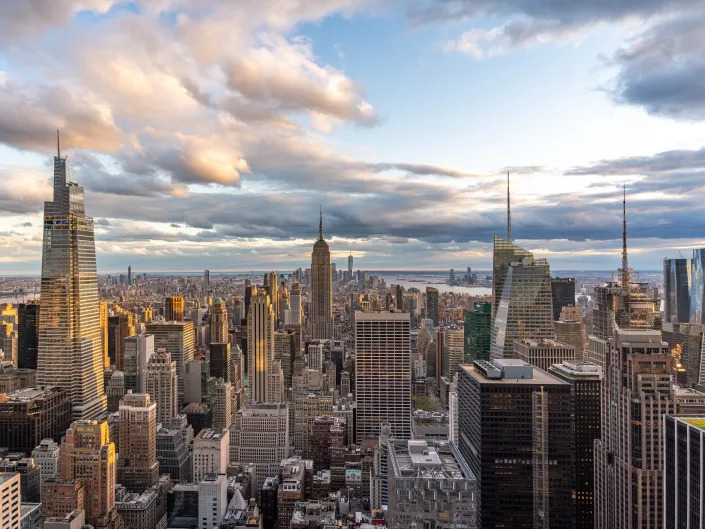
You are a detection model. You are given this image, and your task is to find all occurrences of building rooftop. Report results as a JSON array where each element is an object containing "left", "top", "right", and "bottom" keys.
[
  {"left": 3, "top": 386, "right": 63, "bottom": 402},
  {"left": 550, "top": 362, "right": 602, "bottom": 378},
  {"left": 195, "top": 428, "right": 227, "bottom": 441},
  {"left": 678, "top": 417, "right": 705, "bottom": 430},
  {"left": 389, "top": 440, "right": 475, "bottom": 481},
  {"left": 463, "top": 361, "right": 566, "bottom": 386}
]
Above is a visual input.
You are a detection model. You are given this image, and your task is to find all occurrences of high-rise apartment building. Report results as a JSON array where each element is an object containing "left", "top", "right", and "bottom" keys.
[
  {"left": 463, "top": 301, "right": 491, "bottom": 363},
  {"left": 164, "top": 297, "right": 184, "bottom": 322},
  {"left": 664, "top": 258, "right": 692, "bottom": 323},
  {"left": 123, "top": 334, "right": 154, "bottom": 394},
  {"left": 145, "top": 321, "right": 195, "bottom": 405},
  {"left": 549, "top": 361, "right": 602, "bottom": 529},
  {"left": 145, "top": 348, "right": 178, "bottom": 424},
  {"left": 230, "top": 403, "right": 290, "bottom": 495},
  {"left": 664, "top": 415, "right": 705, "bottom": 528},
  {"left": 247, "top": 287, "right": 275, "bottom": 403},
  {"left": 0, "top": 472, "right": 21, "bottom": 529},
  {"left": 209, "top": 299, "right": 228, "bottom": 344},
  {"left": 490, "top": 237, "right": 554, "bottom": 360},
  {"left": 17, "top": 302, "right": 39, "bottom": 370},
  {"left": 594, "top": 329, "right": 672, "bottom": 529},
  {"left": 425, "top": 287, "right": 439, "bottom": 325},
  {"left": 37, "top": 139, "right": 107, "bottom": 420},
  {"left": 310, "top": 212, "right": 333, "bottom": 340},
  {"left": 550, "top": 277, "right": 576, "bottom": 321},
  {"left": 355, "top": 310, "right": 411, "bottom": 442},
  {"left": 457, "top": 359, "right": 574, "bottom": 528},
  {"left": 59, "top": 420, "right": 120, "bottom": 529},
  {"left": 117, "top": 393, "right": 159, "bottom": 492}
]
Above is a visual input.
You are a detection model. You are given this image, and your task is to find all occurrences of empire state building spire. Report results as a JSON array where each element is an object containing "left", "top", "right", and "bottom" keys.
[{"left": 319, "top": 205, "right": 324, "bottom": 241}]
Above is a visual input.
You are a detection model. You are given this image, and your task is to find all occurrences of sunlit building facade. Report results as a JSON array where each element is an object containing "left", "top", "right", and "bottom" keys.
[{"left": 37, "top": 139, "right": 107, "bottom": 420}]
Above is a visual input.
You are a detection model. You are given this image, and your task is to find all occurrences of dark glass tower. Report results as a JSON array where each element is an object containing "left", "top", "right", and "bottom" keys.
[
  {"left": 663, "top": 258, "right": 691, "bottom": 324},
  {"left": 463, "top": 301, "right": 491, "bottom": 363},
  {"left": 17, "top": 301, "right": 40, "bottom": 369},
  {"left": 551, "top": 277, "right": 575, "bottom": 321}
]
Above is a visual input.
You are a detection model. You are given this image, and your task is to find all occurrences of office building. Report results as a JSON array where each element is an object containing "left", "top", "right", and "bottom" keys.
[
  {"left": 664, "top": 415, "right": 705, "bottom": 528},
  {"left": 289, "top": 283, "right": 303, "bottom": 327},
  {"left": 246, "top": 287, "right": 275, "bottom": 403},
  {"left": 164, "top": 297, "right": 184, "bottom": 322},
  {"left": 554, "top": 306, "right": 586, "bottom": 361},
  {"left": 664, "top": 258, "right": 692, "bottom": 323},
  {"left": 17, "top": 302, "right": 39, "bottom": 370},
  {"left": 100, "top": 302, "right": 109, "bottom": 368},
  {"left": 198, "top": 474, "right": 226, "bottom": 529},
  {"left": 277, "top": 461, "right": 305, "bottom": 528},
  {"left": 230, "top": 403, "right": 289, "bottom": 495},
  {"left": 274, "top": 332, "right": 294, "bottom": 391},
  {"left": 210, "top": 299, "right": 228, "bottom": 344},
  {"left": 212, "top": 380, "right": 233, "bottom": 430},
  {"left": 355, "top": 310, "right": 411, "bottom": 442},
  {"left": 145, "top": 321, "right": 195, "bottom": 405},
  {"left": 0, "top": 322, "right": 17, "bottom": 366},
  {"left": 514, "top": 338, "right": 575, "bottom": 372},
  {"left": 192, "top": 429, "right": 228, "bottom": 483},
  {"left": 662, "top": 322, "right": 705, "bottom": 387},
  {"left": 691, "top": 249, "right": 705, "bottom": 325},
  {"left": 490, "top": 238, "right": 554, "bottom": 360},
  {"left": 310, "top": 212, "right": 333, "bottom": 340},
  {"left": 123, "top": 334, "right": 154, "bottom": 394},
  {"left": 293, "top": 392, "right": 334, "bottom": 456},
  {"left": 551, "top": 277, "right": 576, "bottom": 321},
  {"left": 0, "top": 473, "right": 21, "bottom": 529},
  {"left": 387, "top": 440, "right": 476, "bottom": 529},
  {"left": 0, "top": 387, "right": 71, "bottom": 454},
  {"left": 458, "top": 359, "right": 573, "bottom": 528},
  {"left": 32, "top": 439, "right": 61, "bottom": 482},
  {"left": 203, "top": 270, "right": 210, "bottom": 297},
  {"left": 209, "top": 342, "right": 231, "bottom": 382},
  {"left": 549, "top": 361, "right": 602, "bottom": 529},
  {"left": 310, "top": 415, "right": 346, "bottom": 472},
  {"left": 156, "top": 415, "right": 192, "bottom": 482},
  {"left": 59, "top": 420, "right": 120, "bottom": 529},
  {"left": 145, "top": 348, "right": 178, "bottom": 424},
  {"left": 117, "top": 393, "right": 159, "bottom": 492},
  {"left": 106, "top": 371, "right": 126, "bottom": 413},
  {"left": 491, "top": 236, "right": 533, "bottom": 322},
  {"left": 594, "top": 329, "right": 672, "bottom": 529},
  {"left": 40, "top": 480, "right": 85, "bottom": 520},
  {"left": 0, "top": 458, "right": 39, "bottom": 503},
  {"left": 37, "top": 139, "right": 107, "bottom": 420},
  {"left": 108, "top": 312, "right": 136, "bottom": 371},
  {"left": 442, "top": 326, "right": 464, "bottom": 378},
  {"left": 425, "top": 287, "right": 439, "bottom": 325},
  {"left": 463, "top": 302, "right": 491, "bottom": 363}
]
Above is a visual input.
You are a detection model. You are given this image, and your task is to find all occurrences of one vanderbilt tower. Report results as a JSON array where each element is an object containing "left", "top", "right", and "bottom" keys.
[{"left": 37, "top": 132, "right": 107, "bottom": 419}]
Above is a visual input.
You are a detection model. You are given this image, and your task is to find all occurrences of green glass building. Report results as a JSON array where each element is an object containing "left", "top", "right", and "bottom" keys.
[{"left": 463, "top": 302, "right": 491, "bottom": 363}]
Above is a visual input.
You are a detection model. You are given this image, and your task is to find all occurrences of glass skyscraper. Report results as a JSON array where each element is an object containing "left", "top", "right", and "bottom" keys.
[
  {"left": 663, "top": 257, "right": 691, "bottom": 323},
  {"left": 690, "top": 249, "right": 705, "bottom": 324},
  {"left": 37, "top": 138, "right": 107, "bottom": 419}
]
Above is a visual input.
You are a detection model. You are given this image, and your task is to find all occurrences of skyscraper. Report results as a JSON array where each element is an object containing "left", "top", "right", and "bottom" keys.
[
  {"left": 664, "top": 257, "right": 692, "bottom": 323},
  {"left": 310, "top": 211, "right": 333, "bottom": 340},
  {"left": 550, "top": 277, "right": 575, "bottom": 321},
  {"left": 247, "top": 286, "right": 275, "bottom": 403},
  {"left": 59, "top": 420, "right": 120, "bottom": 529},
  {"left": 127, "top": 266, "right": 132, "bottom": 286},
  {"left": 289, "top": 283, "right": 303, "bottom": 327},
  {"left": 117, "top": 393, "right": 159, "bottom": 492},
  {"left": 145, "top": 321, "right": 195, "bottom": 405},
  {"left": 267, "top": 271, "right": 279, "bottom": 325},
  {"left": 37, "top": 134, "right": 107, "bottom": 420},
  {"left": 425, "top": 287, "right": 439, "bottom": 325},
  {"left": 203, "top": 270, "right": 210, "bottom": 298},
  {"left": 164, "top": 296, "right": 184, "bottom": 322},
  {"left": 690, "top": 249, "right": 705, "bottom": 325},
  {"left": 145, "top": 348, "right": 178, "bottom": 424},
  {"left": 490, "top": 238, "right": 554, "bottom": 360},
  {"left": 457, "top": 359, "right": 573, "bottom": 528},
  {"left": 593, "top": 328, "right": 672, "bottom": 529},
  {"left": 0, "top": 473, "right": 21, "bottom": 529},
  {"left": 209, "top": 298, "right": 228, "bottom": 344},
  {"left": 348, "top": 250, "right": 353, "bottom": 278},
  {"left": 17, "top": 301, "right": 39, "bottom": 369},
  {"left": 463, "top": 301, "right": 491, "bottom": 363},
  {"left": 123, "top": 334, "right": 154, "bottom": 394},
  {"left": 355, "top": 310, "right": 411, "bottom": 442}
]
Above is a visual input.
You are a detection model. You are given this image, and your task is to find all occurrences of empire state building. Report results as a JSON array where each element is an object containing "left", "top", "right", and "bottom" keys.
[
  {"left": 37, "top": 133, "right": 107, "bottom": 419},
  {"left": 310, "top": 210, "right": 333, "bottom": 339}
]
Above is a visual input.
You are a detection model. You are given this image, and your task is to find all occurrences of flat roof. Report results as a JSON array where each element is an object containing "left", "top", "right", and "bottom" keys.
[{"left": 460, "top": 364, "right": 568, "bottom": 386}]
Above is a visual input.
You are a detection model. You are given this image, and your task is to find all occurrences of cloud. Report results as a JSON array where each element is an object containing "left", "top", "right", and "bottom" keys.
[{"left": 609, "top": 12, "right": 705, "bottom": 120}]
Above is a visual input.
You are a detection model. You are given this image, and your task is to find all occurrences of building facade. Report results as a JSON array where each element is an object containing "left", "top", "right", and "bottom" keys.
[
  {"left": 117, "top": 393, "right": 159, "bottom": 492},
  {"left": 310, "top": 213, "right": 333, "bottom": 340}
]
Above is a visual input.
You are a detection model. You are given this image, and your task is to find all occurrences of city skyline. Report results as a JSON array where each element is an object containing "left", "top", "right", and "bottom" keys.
[{"left": 1, "top": 2, "right": 705, "bottom": 273}]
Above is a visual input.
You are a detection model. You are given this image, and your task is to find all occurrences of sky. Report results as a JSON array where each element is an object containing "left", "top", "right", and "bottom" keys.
[{"left": 1, "top": 0, "right": 705, "bottom": 274}]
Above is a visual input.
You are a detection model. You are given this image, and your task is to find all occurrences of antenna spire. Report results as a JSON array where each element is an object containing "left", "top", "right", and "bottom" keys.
[
  {"left": 620, "top": 184, "right": 631, "bottom": 287},
  {"left": 57, "top": 129, "right": 60, "bottom": 158},
  {"left": 507, "top": 172, "right": 512, "bottom": 242},
  {"left": 318, "top": 205, "right": 323, "bottom": 241}
]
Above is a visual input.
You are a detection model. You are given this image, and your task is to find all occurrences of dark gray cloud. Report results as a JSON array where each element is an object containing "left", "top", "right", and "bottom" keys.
[{"left": 610, "top": 13, "right": 705, "bottom": 120}]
